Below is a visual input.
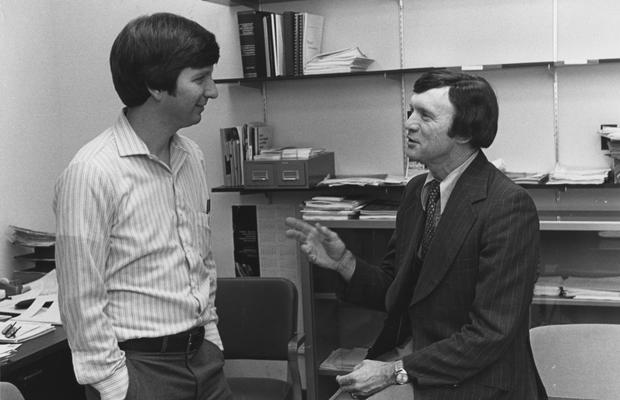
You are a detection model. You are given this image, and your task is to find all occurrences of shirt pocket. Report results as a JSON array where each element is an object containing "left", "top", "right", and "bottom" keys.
[{"left": 194, "top": 211, "right": 212, "bottom": 258}]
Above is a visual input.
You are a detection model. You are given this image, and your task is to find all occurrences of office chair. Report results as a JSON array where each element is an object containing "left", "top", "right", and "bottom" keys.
[
  {"left": 216, "top": 277, "right": 305, "bottom": 400},
  {"left": 0, "top": 382, "right": 25, "bottom": 400},
  {"left": 530, "top": 323, "right": 620, "bottom": 400}
]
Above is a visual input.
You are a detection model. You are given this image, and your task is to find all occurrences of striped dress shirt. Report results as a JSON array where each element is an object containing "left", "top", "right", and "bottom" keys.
[{"left": 54, "top": 111, "right": 221, "bottom": 400}]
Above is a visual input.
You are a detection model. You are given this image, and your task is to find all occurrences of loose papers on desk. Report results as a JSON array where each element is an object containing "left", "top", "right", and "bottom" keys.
[
  {"left": 0, "top": 343, "right": 20, "bottom": 364},
  {"left": 0, "top": 270, "right": 61, "bottom": 325},
  {"left": 0, "top": 320, "right": 55, "bottom": 343}
]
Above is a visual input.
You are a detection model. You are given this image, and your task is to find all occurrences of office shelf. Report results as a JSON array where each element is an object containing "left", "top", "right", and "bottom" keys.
[
  {"left": 214, "top": 58, "right": 620, "bottom": 86},
  {"left": 533, "top": 296, "right": 620, "bottom": 308}
]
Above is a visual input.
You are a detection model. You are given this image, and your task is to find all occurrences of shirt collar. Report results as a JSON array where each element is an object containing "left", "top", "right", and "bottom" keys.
[
  {"left": 113, "top": 110, "right": 189, "bottom": 158},
  {"left": 422, "top": 150, "right": 479, "bottom": 213}
]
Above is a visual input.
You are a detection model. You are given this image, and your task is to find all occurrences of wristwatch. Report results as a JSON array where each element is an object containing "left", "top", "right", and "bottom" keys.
[{"left": 393, "top": 360, "right": 409, "bottom": 385}]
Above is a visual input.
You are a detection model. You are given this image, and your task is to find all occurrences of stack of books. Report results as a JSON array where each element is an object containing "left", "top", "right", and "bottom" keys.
[
  {"left": 300, "top": 196, "right": 369, "bottom": 221},
  {"left": 304, "top": 47, "right": 374, "bottom": 75},
  {"left": 359, "top": 199, "right": 400, "bottom": 220},
  {"left": 237, "top": 10, "right": 324, "bottom": 78},
  {"left": 220, "top": 122, "right": 273, "bottom": 186}
]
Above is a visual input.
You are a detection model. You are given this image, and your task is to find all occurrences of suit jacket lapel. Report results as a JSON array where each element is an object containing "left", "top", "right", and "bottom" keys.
[{"left": 411, "top": 153, "right": 490, "bottom": 305}]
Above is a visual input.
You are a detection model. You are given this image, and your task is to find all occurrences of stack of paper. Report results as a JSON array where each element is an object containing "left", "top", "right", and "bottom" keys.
[
  {"left": 300, "top": 196, "right": 368, "bottom": 221},
  {"left": 534, "top": 275, "right": 564, "bottom": 297},
  {"left": 504, "top": 171, "right": 549, "bottom": 184},
  {"left": 0, "top": 343, "right": 21, "bottom": 364},
  {"left": 547, "top": 164, "right": 610, "bottom": 185},
  {"left": 304, "top": 47, "right": 374, "bottom": 75},
  {"left": 7, "top": 225, "right": 55, "bottom": 247},
  {"left": 359, "top": 199, "right": 400, "bottom": 220}
]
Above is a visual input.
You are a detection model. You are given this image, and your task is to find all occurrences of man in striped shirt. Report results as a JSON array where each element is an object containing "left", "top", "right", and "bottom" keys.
[{"left": 54, "top": 13, "right": 231, "bottom": 400}]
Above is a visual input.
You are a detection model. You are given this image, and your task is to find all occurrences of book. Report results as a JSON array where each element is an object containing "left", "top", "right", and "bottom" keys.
[
  {"left": 301, "top": 13, "right": 324, "bottom": 72},
  {"left": 237, "top": 10, "right": 269, "bottom": 78},
  {"left": 283, "top": 11, "right": 296, "bottom": 76},
  {"left": 220, "top": 128, "right": 236, "bottom": 186}
]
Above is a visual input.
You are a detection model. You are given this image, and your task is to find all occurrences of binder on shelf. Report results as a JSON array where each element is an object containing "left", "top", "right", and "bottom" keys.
[
  {"left": 236, "top": 10, "right": 323, "bottom": 78},
  {"left": 300, "top": 12, "right": 324, "bottom": 72},
  {"left": 237, "top": 10, "right": 269, "bottom": 78}
]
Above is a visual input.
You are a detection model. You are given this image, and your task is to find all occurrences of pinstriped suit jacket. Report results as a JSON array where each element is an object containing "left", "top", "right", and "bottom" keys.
[{"left": 342, "top": 152, "right": 547, "bottom": 399}]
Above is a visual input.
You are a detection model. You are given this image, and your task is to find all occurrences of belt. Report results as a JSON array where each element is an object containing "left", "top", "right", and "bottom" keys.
[{"left": 119, "top": 326, "right": 205, "bottom": 353}]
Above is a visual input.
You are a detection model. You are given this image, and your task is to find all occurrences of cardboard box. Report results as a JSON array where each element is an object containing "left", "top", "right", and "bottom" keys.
[{"left": 244, "top": 152, "right": 335, "bottom": 189}]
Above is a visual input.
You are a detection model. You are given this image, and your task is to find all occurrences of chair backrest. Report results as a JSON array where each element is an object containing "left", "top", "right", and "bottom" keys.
[
  {"left": 216, "top": 277, "right": 298, "bottom": 361},
  {"left": 530, "top": 323, "right": 620, "bottom": 400}
]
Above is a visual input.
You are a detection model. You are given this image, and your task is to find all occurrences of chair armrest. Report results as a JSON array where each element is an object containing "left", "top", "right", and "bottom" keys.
[{"left": 287, "top": 333, "right": 306, "bottom": 400}]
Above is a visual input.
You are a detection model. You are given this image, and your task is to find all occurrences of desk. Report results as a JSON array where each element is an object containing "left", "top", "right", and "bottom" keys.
[{"left": 1, "top": 326, "right": 85, "bottom": 400}]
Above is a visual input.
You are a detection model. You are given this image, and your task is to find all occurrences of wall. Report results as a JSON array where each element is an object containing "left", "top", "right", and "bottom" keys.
[
  {"left": 0, "top": 0, "right": 60, "bottom": 276},
  {"left": 0, "top": 0, "right": 262, "bottom": 278}
]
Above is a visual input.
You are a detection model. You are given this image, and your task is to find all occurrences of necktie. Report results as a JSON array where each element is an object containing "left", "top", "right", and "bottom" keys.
[{"left": 420, "top": 180, "right": 440, "bottom": 259}]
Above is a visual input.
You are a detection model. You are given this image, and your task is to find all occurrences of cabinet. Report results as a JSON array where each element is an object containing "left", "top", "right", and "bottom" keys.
[{"left": 1, "top": 327, "right": 85, "bottom": 400}]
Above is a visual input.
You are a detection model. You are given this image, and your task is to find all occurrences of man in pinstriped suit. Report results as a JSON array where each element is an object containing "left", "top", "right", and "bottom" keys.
[{"left": 286, "top": 70, "right": 548, "bottom": 399}]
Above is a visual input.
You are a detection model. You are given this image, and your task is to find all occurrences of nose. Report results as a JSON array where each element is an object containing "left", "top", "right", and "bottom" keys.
[
  {"left": 404, "top": 112, "right": 419, "bottom": 133},
  {"left": 204, "top": 79, "right": 218, "bottom": 99}
]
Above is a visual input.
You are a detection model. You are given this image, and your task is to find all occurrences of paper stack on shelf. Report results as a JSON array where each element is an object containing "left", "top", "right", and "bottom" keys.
[
  {"left": 0, "top": 320, "right": 55, "bottom": 343},
  {"left": 562, "top": 275, "right": 620, "bottom": 300},
  {"left": 359, "top": 199, "right": 400, "bottom": 220},
  {"left": 304, "top": 47, "right": 374, "bottom": 75},
  {"left": 300, "top": 196, "right": 369, "bottom": 221},
  {"left": 318, "top": 176, "right": 387, "bottom": 187},
  {"left": 533, "top": 275, "right": 564, "bottom": 297},
  {"left": 546, "top": 164, "right": 610, "bottom": 185},
  {"left": 7, "top": 225, "right": 55, "bottom": 247},
  {"left": 503, "top": 171, "right": 549, "bottom": 185}
]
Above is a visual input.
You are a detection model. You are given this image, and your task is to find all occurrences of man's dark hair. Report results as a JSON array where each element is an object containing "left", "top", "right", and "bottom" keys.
[
  {"left": 413, "top": 70, "right": 498, "bottom": 148},
  {"left": 110, "top": 12, "right": 220, "bottom": 107}
]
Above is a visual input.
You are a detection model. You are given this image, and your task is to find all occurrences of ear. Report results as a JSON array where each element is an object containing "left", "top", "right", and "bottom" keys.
[
  {"left": 454, "top": 135, "right": 472, "bottom": 144},
  {"left": 147, "top": 86, "right": 164, "bottom": 101}
]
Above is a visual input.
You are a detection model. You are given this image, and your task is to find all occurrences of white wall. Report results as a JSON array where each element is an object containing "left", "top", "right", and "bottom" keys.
[
  {"left": 0, "top": 0, "right": 60, "bottom": 276},
  {"left": 0, "top": 0, "right": 261, "bottom": 278}
]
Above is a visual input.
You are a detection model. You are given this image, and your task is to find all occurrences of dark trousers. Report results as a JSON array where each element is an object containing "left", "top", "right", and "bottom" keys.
[{"left": 85, "top": 340, "right": 232, "bottom": 400}]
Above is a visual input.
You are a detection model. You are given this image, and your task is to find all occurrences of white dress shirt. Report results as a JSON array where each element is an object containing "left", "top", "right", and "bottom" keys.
[{"left": 54, "top": 111, "right": 221, "bottom": 400}]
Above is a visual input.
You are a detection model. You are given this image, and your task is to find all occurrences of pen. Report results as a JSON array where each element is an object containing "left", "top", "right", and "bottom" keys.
[
  {"left": 1, "top": 321, "right": 15, "bottom": 336},
  {"left": 8, "top": 325, "right": 21, "bottom": 338}
]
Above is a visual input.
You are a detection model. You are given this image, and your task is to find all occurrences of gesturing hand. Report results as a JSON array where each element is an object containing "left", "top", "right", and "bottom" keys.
[{"left": 285, "top": 217, "right": 347, "bottom": 270}]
